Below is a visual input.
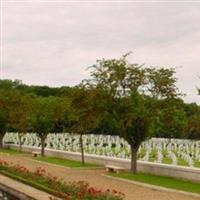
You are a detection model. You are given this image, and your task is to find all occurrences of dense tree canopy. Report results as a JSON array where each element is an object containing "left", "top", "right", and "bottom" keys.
[
  {"left": 0, "top": 89, "right": 14, "bottom": 148},
  {"left": 85, "top": 54, "right": 182, "bottom": 173},
  {"left": 31, "top": 96, "right": 70, "bottom": 156},
  {"left": 0, "top": 55, "right": 199, "bottom": 172},
  {"left": 0, "top": 79, "right": 72, "bottom": 97}
]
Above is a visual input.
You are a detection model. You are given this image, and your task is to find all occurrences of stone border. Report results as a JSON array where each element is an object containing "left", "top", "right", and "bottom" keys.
[
  {"left": 4, "top": 144, "right": 200, "bottom": 183},
  {"left": 0, "top": 182, "right": 35, "bottom": 200},
  {"left": 0, "top": 174, "right": 53, "bottom": 200},
  {"left": 102, "top": 174, "right": 200, "bottom": 199}
]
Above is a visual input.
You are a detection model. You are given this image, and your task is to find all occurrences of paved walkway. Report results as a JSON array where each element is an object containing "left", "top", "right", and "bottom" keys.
[{"left": 1, "top": 154, "right": 200, "bottom": 200}]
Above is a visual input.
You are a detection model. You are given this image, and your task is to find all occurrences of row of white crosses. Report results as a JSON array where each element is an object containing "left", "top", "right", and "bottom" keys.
[
  {"left": 168, "top": 151, "right": 178, "bottom": 165},
  {"left": 3, "top": 133, "right": 200, "bottom": 167}
]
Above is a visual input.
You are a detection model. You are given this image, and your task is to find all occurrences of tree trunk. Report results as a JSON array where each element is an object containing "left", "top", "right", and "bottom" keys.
[
  {"left": 79, "top": 134, "right": 85, "bottom": 165},
  {"left": 130, "top": 145, "right": 138, "bottom": 174},
  {"left": 41, "top": 137, "right": 46, "bottom": 157},
  {"left": 0, "top": 133, "right": 5, "bottom": 149},
  {"left": 18, "top": 133, "right": 23, "bottom": 152}
]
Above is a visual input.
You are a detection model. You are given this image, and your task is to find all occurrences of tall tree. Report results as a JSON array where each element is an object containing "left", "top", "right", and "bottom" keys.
[
  {"left": 0, "top": 90, "right": 10, "bottom": 148},
  {"left": 31, "top": 97, "right": 55, "bottom": 156},
  {"left": 0, "top": 89, "right": 19, "bottom": 148},
  {"left": 9, "top": 94, "right": 33, "bottom": 151},
  {"left": 152, "top": 99, "right": 187, "bottom": 139},
  {"left": 31, "top": 96, "right": 69, "bottom": 156},
  {"left": 87, "top": 54, "right": 180, "bottom": 173},
  {"left": 69, "top": 86, "right": 100, "bottom": 165},
  {"left": 184, "top": 114, "right": 200, "bottom": 140}
]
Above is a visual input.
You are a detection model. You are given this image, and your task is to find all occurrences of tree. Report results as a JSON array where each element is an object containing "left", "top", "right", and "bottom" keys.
[
  {"left": 0, "top": 79, "right": 72, "bottom": 97},
  {"left": 9, "top": 94, "right": 33, "bottom": 151},
  {"left": 87, "top": 54, "right": 180, "bottom": 173},
  {"left": 31, "top": 96, "right": 69, "bottom": 156},
  {"left": 184, "top": 102, "right": 200, "bottom": 118},
  {"left": 184, "top": 114, "right": 200, "bottom": 140},
  {"left": 152, "top": 98, "right": 187, "bottom": 139},
  {"left": 0, "top": 80, "right": 25, "bottom": 148},
  {"left": 31, "top": 97, "right": 55, "bottom": 156},
  {"left": 0, "top": 90, "right": 9, "bottom": 148},
  {"left": 0, "top": 89, "right": 18, "bottom": 148},
  {"left": 68, "top": 86, "right": 100, "bottom": 165}
]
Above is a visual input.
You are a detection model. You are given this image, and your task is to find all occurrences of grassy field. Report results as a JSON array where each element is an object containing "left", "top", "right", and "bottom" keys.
[
  {"left": 0, "top": 148, "right": 29, "bottom": 155},
  {"left": 109, "top": 172, "right": 200, "bottom": 194},
  {"left": 36, "top": 156, "right": 99, "bottom": 168},
  {"left": 0, "top": 148, "right": 99, "bottom": 168}
]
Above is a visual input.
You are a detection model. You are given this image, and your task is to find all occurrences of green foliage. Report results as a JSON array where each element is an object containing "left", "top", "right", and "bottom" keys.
[
  {"left": 0, "top": 89, "right": 23, "bottom": 135},
  {"left": 184, "top": 114, "right": 200, "bottom": 140},
  {"left": 68, "top": 85, "right": 102, "bottom": 135},
  {"left": 31, "top": 97, "right": 55, "bottom": 136},
  {"left": 183, "top": 102, "right": 200, "bottom": 140},
  {"left": 184, "top": 102, "right": 200, "bottom": 117},
  {"left": 31, "top": 96, "right": 70, "bottom": 135},
  {"left": 0, "top": 57, "right": 199, "bottom": 159},
  {"left": 29, "top": 96, "right": 71, "bottom": 155},
  {"left": 9, "top": 94, "right": 33, "bottom": 133},
  {"left": 151, "top": 99, "right": 187, "bottom": 138},
  {"left": 86, "top": 54, "right": 182, "bottom": 173},
  {"left": 88, "top": 54, "right": 180, "bottom": 147},
  {"left": 0, "top": 79, "right": 72, "bottom": 97}
]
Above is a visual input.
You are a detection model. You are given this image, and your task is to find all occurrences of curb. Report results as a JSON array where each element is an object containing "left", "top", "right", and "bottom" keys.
[
  {"left": 0, "top": 182, "right": 35, "bottom": 200},
  {"left": 102, "top": 174, "right": 200, "bottom": 199},
  {"left": 0, "top": 174, "right": 53, "bottom": 200}
]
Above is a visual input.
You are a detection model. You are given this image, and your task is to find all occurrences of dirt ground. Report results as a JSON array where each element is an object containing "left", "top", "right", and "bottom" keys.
[{"left": 0, "top": 154, "right": 199, "bottom": 200}]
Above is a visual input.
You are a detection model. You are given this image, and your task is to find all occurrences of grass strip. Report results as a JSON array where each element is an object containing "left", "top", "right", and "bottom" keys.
[
  {"left": 0, "top": 148, "right": 29, "bottom": 155},
  {"left": 109, "top": 172, "right": 200, "bottom": 194},
  {"left": 0, "top": 148, "right": 99, "bottom": 168},
  {"left": 35, "top": 156, "right": 99, "bottom": 168}
]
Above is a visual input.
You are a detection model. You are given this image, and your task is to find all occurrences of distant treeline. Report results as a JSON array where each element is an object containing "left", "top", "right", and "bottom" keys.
[{"left": 0, "top": 79, "right": 73, "bottom": 97}]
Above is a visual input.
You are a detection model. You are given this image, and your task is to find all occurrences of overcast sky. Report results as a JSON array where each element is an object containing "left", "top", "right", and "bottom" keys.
[{"left": 1, "top": 1, "right": 200, "bottom": 104}]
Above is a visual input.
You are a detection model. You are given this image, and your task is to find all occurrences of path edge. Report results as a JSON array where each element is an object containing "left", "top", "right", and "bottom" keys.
[{"left": 102, "top": 174, "right": 200, "bottom": 199}]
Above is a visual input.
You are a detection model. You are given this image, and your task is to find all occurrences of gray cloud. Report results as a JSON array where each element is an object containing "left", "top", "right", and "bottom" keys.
[{"left": 1, "top": 1, "right": 200, "bottom": 103}]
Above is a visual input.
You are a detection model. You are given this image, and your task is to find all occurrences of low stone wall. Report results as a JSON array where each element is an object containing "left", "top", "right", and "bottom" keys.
[
  {"left": 5, "top": 144, "right": 200, "bottom": 183},
  {"left": 0, "top": 183, "right": 32, "bottom": 200},
  {"left": 0, "top": 174, "right": 51, "bottom": 200}
]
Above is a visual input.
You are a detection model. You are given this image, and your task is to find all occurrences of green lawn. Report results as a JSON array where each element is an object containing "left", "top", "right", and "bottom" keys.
[
  {"left": 35, "top": 156, "right": 99, "bottom": 168},
  {"left": 162, "top": 157, "right": 172, "bottom": 164},
  {"left": 0, "top": 148, "right": 29, "bottom": 155},
  {"left": 109, "top": 172, "right": 200, "bottom": 194},
  {"left": 177, "top": 159, "right": 188, "bottom": 166},
  {"left": 0, "top": 148, "right": 99, "bottom": 168},
  {"left": 194, "top": 161, "right": 200, "bottom": 168}
]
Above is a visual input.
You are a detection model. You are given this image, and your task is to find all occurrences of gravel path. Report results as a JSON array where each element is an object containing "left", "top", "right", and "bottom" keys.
[{"left": 1, "top": 154, "right": 200, "bottom": 200}]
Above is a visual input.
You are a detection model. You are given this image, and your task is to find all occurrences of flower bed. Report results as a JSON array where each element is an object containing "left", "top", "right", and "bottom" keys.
[{"left": 0, "top": 159, "right": 124, "bottom": 200}]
